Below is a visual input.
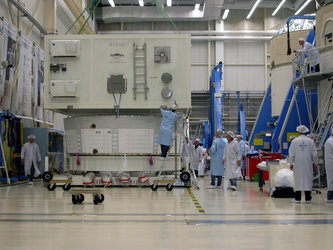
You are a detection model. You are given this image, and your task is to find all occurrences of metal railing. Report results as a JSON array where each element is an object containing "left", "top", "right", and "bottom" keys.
[{"left": 292, "top": 45, "right": 333, "bottom": 80}]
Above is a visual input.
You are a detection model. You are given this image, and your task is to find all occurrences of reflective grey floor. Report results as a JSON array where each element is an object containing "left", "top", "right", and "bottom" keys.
[{"left": 0, "top": 177, "right": 332, "bottom": 250}]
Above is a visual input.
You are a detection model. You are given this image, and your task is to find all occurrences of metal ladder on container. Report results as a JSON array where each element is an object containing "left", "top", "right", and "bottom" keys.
[
  {"left": 133, "top": 43, "right": 148, "bottom": 100},
  {"left": 0, "top": 139, "right": 10, "bottom": 184}
]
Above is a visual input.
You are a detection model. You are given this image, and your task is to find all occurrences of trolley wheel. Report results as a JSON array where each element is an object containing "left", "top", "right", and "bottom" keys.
[
  {"left": 93, "top": 195, "right": 99, "bottom": 205},
  {"left": 47, "top": 183, "right": 56, "bottom": 191},
  {"left": 42, "top": 171, "right": 53, "bottom": 182},
  {"left": 72, "top": 195, "right": 78, "bottom": 204},
  {"left": 62, "top": 183, "right": 71, "bottom": 191},
  {"left": 98, "top": 194, "right": 105, "bottom": 203},
  {"left": 166, "top": 183, "right": 173, "bottom": 191},
  {"left": 151, "top": 184, "right": 158, "bottom": 191},
  {"left": 180, "top": 171, "right": 191, "bottom": 183},
  {"left": 78, "top": 194, "right": 85, "bottom": 203}
]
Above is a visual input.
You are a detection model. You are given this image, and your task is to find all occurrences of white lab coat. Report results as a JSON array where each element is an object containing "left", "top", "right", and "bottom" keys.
[
  {"left": 223, "top": 140, "right": 242, "bottom": 179},
  {"left": 21, "top": 142, "right": 41, "bottom": 177},
  {"left": 297, "top": 42, "right": 320, "bottom": 67},
  {"left": 324, "top": 136, "right": 333, "bottom": 191},
  {"left": 188, "top": 144, "right": 203, "bottom": 171},
  {"left": 289, "top": 135, "right": 318, "bottom": 191}
]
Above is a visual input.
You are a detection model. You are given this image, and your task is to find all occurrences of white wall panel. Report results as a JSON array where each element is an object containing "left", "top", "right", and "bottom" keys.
[
  {"left": 191, "top": 41, "right": 208, "bottom": 64},
  {"left": 191, "top": 66, "right": 208, "bottom": 91},
  {"left": 224, "top": 66, "right": 265, "bottom": 91},
  {"left": 225, "top": 41, "right": 265, "bottom": 65}
]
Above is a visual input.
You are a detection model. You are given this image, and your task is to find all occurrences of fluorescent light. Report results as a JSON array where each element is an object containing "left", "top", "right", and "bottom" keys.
[
  {"left": 108, "top": 0, "right": 115, "bottom": 7},
  {"left": 195, "top": 3, "right": 200, "bottom": 10},
  {"left": 139, "top": 0, "right": 144, "bottom": 7},
  {"left": 295, "top": 0, "right": 312, "bottom": 15},
  {"left": 272, "top": 0, "right": 287, "bottom": 16},
  {"left": 222, "top": 9, "right": 229, "bottom": 20},
  {"left": 246, "top": 0, "right": 262, "bottom": 19},
  {"left": 167, "top": 0, "right": 172, "bottom": 7}
]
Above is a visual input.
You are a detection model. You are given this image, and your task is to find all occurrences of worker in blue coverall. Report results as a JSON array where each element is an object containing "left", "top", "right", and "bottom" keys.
[
  {"left": 156, "top": 104, "right": 178, "bottom": 160},
  {"left": 207, "top": 129, "right": 226, "bottom": 189},
  {"left": 236, "top": 135, "right": 246, "bottom": 180}
]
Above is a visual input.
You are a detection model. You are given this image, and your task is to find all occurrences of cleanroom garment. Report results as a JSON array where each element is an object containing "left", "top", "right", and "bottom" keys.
[
  {"left": 156, "top": 110, "right": 178, "bottom": 146},
  {"left": 238, "top": 139, "right": 245, "bottom": 168},
  {"left": 297, "top": 42, "right": 320, "bottom": 67},
  {"left": 325, "top": 136, "right": 333, "bottom": 191},
  {"left": 188, "top": 145, "right": 203, "bottom": 171},
  {"left": 21, "top": 142, "right": 41, "bottom": 177},
  {"left": 224, "top": 140, "right": 242, "bottom": 179},
  {"left": 289, "top": 135, "right": 318, "bottom": 191},
  {"left": 210, "top": 137, "right": 226, "bottom": 176}
]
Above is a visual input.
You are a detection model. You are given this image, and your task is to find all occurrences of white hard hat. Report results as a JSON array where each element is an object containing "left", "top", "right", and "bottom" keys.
[
  {"left": 296, "top": 125, "right": 309, "bottom": 134},
  {"left": 27, "top": 135, "right": 36, "bottom": 139},
  {"left": 170, "top": 104, "right": 177, "bottom": 110},
  {"left": 236, "top": 134, "right": 243, "bottom": 138},
  {"left": 195, "top": 138, "right": 200, "bottom": 142},
  {"left": 227, "top": 131, "right": 235, "bottom": 138},
  {"left": 216, "top": 129, "right": 223, "bottom": 137},
  {"left": 299, "top": 37, "right": 306, "bottom": 42}
]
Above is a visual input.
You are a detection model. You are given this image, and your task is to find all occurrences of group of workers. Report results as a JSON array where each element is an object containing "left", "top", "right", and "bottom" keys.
[{"left": 156, "top": 105, "right": 333, "bottom": 203}]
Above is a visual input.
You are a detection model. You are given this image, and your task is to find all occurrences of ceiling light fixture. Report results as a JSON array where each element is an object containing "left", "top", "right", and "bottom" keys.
[
  {"left": 246, "top": 0, "right": 262, "bottom": 19},
  {"left": 272, "top": 0, "right": 287, "bottom": 16},
  {"left": 167, "top": 0, "right": 172, "bottom": 7},
  {"left": 108, "top": 0, "right": 115, "bottom": 8},
  {"left": 295, "top": 0, "right": 312, "bottom": 15},
  {"left": 139, "top": 0, "right": 144, "bottom": 7},
  {"left": 195, "top": 3, "right": 200, "bottom": 10},
  {"left": 222, "top": 9, "right": 229, "bottom": 20}
]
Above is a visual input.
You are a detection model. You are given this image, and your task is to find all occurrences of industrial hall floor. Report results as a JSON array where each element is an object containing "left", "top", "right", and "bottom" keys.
[{"left": 0, "top": 177, "right": 332, "bottom": 250}]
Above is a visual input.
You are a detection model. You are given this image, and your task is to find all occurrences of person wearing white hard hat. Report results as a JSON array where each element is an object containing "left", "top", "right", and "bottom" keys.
[
  {"left": 236, "top": 135, "right": 246, "bottom": 180},
  {"left": 156, "top": 105, "right": 178, "bottom": 160},
  {"left": 207, "top": 129, "right": 226, "bottom": 189},
  {"left": 21, "top": 135, "right": 41, "bottom": 185},
  {"left": 289, "top": 125, "right": 318, "bottom": 203},
  {"left": 324, "top": 127, "right": 333, "bottom": 203},
  {"left": 223, "top": 131, "right": 242, "bottom": 191},
  {"left": 186, "top": 138, "right": 204, "bottom": 178},
  {"left": 293, "top": 37, "right": 320, "bottom": 73}
]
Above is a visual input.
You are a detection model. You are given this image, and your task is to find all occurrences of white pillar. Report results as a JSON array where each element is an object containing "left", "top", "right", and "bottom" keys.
[{"left": 215, "top": 20, "right": 225, "bottom": 91}]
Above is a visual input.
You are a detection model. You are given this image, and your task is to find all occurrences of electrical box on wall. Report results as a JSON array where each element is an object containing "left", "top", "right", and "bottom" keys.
[
  {"left": 50, "top": 80, "right": 79, "bottom": 98},
  {"left": 44, "top": 34, "right": 191, "bottom": 114},
  {"left": 50, "top": 40, "right": 80, "bottom": 57}
]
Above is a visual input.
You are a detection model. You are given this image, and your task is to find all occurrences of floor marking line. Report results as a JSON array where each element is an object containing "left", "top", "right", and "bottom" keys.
[{"left": 187, "top": 188, "right": 206, "bottom": 215}]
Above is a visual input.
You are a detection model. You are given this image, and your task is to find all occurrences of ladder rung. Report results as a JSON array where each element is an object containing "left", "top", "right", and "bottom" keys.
[
  {"left": 135, "top": 56, "right": 145, "bottom": 58},
  {"left": 135, "top": 73, "right": 145, "bottom": 76},
  {"left": 135, "top": 81, "right": 146, "bottom": 84},
  {"left": 135, "top": 64, "right": 145, "bottom": 67}
]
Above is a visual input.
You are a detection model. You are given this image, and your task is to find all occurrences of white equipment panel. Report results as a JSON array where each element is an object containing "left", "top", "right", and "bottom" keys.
[{"left": 44, "top": 34, "right": 191, "bottom": 114}]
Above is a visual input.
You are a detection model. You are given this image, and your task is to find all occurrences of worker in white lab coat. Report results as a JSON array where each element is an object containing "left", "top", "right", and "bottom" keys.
[
  {"left": 289, "top": 125, "right": 318, "bottom": 204},
  {"left": 21, "top": 135, "right": 41, "bottom": 185},
  {"left": 223, "top": 131, "right": 242, "bottom": 191},
  {"left": 236, "top": 135, "right": 246, "bottom": 180},
  {"left": 156, "top": 105, "right": 178, "bottom": 160},
  {"left": 293, "top": 37, "right": 320, "bottom": 73},
  {"left": 324, "top": 127, "right": 333, "bottom": 203},
  {"left": 186, "top": 138, "right": 203, "bottom": 178}
]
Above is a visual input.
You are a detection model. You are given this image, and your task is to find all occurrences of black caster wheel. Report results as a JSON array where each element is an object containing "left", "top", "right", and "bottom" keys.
[
  {"left": 180, "top": 171, "right": 191, "bottom": 183},
  {"left": 166, "top": 183, "right": 173, "bottom": 191},
  {"left": 151, "top": 184, "right": 158, "bottom": 191},
  {"left": 93, "top": 195, "right": 99, "bottom": 205},
  {"left": 62, "top": 183, "right": 71, "bottom": 191},
  {"left": 98, "top": 194, "right": 104, "bottom": 203},
  {"left": 78, "top": 194, "right": 85, "bottom": 203},
  {"left": 72, "top": 195, "right": 78, "bottom": 204},
  {"left": 47, "top": 183, "right": 56, "bottom": 191},
  {"left": 42, "top": 171, "right": 53, "bottom": 182}
]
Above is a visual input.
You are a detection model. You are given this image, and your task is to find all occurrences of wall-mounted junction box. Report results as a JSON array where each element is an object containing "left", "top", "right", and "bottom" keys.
[
  {"left": 50, "top": 40, "right": 80, "bottom": 57},
  {"left": 50, "top": 80, "right": 79, "bottom": 98}
]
